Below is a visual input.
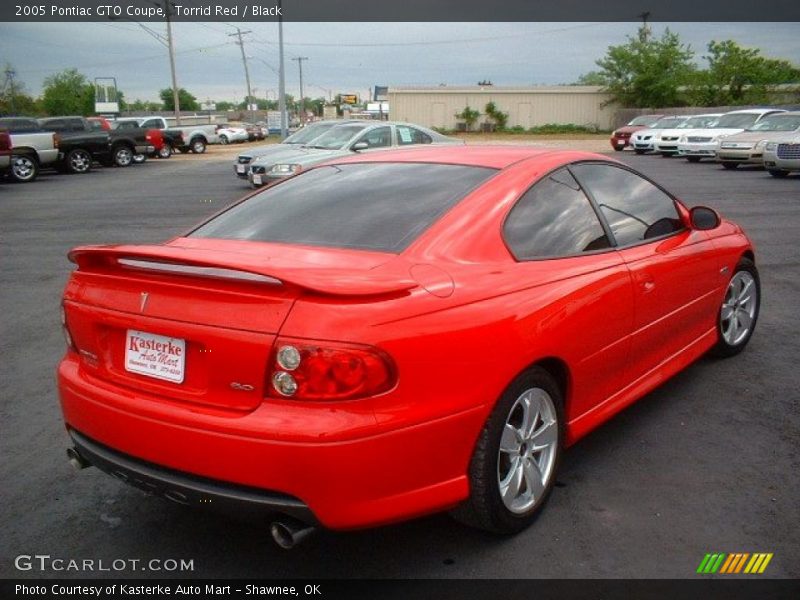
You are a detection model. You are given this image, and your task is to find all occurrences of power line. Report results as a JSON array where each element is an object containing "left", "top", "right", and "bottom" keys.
[{"left": 278, "top": 23, "right": 598, "bottom": 48}]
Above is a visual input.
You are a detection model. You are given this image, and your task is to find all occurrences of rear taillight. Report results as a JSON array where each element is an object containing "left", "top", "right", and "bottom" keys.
[
  {"left": 60, "top": 305, "right": 76, "bottom": 351},
  {"left": 267, "top": 338, "right": 396, "bottom": 401},
  {"left": 53, "top": 133, "right": 60, "bottom": 149}
]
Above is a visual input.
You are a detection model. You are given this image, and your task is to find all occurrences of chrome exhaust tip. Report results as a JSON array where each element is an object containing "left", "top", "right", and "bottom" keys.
[
  {"left": 66, "top": 447, "right": 91, "bottom": 470},
  {"left": 270, "top": 517, "right": 316, "bottom": 549}
]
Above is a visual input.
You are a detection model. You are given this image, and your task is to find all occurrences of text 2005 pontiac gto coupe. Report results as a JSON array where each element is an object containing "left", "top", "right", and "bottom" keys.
[{"left": 58, "top": 146, "right": 759, "bottom": 546}]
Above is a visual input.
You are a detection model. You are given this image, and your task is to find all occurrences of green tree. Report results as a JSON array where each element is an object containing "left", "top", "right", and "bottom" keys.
[
  {"left": 484, "top": 101, "right": 509, "bottom": 129},
  {"left": 573, "top": 71, "right": 607, "bottom": 86},
  {"left": 591, "top": 27, "right": 696, "bottom": 107},
  {"left": 41, "top": 68, "right": 95, "bottom": 115},
  {"left": 159, "top": 87, "right": 199, "bottom": 111},
  {"left": 695, "top": 40, "right": 800, "bottom": 105},
  {"left": 455, "top": 106, "right": 481, "bottom": 131}
]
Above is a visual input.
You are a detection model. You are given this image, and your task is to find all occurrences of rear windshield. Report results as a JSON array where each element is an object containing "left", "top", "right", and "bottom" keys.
[
  {"left": 191, "top": 162, "right": 497, "bottom": 252},
  {"left": 0, "top": 118, "right": 42, "bottom": 133}
]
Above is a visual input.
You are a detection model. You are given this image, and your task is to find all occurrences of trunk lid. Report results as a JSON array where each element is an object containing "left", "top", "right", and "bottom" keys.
[{"left": 62, "top": 239, "right": 410, "bottom": 413}]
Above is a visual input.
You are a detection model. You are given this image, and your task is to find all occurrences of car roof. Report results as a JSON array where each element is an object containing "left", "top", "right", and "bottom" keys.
[
  {"left": 316, "top": 145, "right": 596, "bottom": 170},
  {"left": 725, "top": 108, "right": 785, "bottom": 115}
]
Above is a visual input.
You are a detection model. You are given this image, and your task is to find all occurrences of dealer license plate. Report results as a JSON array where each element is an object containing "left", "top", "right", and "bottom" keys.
[
  {"left": 124, "top": 330, "right": 186, "bottom": 383},
  {"left": 236, "top": 164, "right": 246, "bottom": 173},
  {"left": 253, "top": 174, "right": 262, "bottom": 185}
]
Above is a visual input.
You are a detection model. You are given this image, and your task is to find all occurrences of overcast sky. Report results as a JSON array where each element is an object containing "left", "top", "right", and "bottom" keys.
[{"left": 2, "top": 22, "right": 798, "bottom": 103}]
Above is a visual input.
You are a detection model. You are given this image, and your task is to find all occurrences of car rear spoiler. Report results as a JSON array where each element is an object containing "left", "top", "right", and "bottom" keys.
[{"left": 67, "top": 245, "right": 418, "bottom": 297}]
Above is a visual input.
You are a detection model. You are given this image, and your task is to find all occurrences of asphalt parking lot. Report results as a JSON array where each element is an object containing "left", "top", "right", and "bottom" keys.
[{"left": 1, "top": 149, "right": 798, "bottom": 579}]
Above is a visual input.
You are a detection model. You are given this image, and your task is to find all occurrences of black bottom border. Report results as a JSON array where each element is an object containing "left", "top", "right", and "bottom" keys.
[{"left": 3, "top": 579, "right": 800, "bottom": 600}]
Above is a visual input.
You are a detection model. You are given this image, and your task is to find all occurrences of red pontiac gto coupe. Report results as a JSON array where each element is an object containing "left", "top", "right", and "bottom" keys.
[{"left": 58, "top": 146, "right": 759, "bottom": 546}]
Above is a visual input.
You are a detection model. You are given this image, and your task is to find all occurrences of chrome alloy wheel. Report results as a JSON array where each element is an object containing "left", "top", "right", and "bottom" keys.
[
  {"left": 69, "top": 150, "right": 91, "bottom": 172},
  {"left": 12, "top": 155, "right": 36, "bottom": 180},
  {"left": 720, "top": 271, "right": 758, "bottom": 346},
  {"left": 115, "top": 146, "right": 133, "bottom": 166},
  {"left": 497, "top": 387, "right": 558, "bottom": 514}
]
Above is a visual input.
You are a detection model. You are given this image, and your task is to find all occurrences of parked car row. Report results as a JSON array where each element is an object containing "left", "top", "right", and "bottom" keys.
[
  {"left": 1, "top": 115, "right": 269, "bottom": 183},
  {"left": 611, "top": 108, "right": 800, "bottom": 177},
  {"left": 234, "top": 120, "right": 464, "bottom": 188}
]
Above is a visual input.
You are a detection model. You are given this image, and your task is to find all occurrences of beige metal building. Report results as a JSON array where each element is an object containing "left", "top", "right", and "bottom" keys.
[{"left": 388, "top": 86, "right": 617, "bottom": 131}]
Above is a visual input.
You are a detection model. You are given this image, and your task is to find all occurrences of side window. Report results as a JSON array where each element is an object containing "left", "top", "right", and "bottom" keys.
[
  {"left": 68, "top": 118, "right": 84, "bottom": 131},
  {"left": 142, "top": 119, "right": 162, "bottom": 129},
  {"left": 397, "top": 125, "right": 432, "bottom": 145},
  {"left": 355, "top": 126, "right": 391, "bottom": 149},
  {"left": 572, "top": 164, "right": 683, "bottom": 246},
  {"left": 503, "top": 168, "right": 611, "bottom": 260}
]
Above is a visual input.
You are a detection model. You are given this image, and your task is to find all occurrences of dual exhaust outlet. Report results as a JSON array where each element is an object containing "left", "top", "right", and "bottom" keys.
[{"left": 66, "top": 446, "right": 316, "bottom": 549}]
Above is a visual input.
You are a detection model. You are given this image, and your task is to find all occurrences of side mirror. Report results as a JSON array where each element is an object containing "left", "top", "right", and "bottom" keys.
[
  {"left": 690, "top": 206, "right": 721, "bottom": 230},
  {"left": 351, "top": 141, "right": 369, "bottom": 151}
]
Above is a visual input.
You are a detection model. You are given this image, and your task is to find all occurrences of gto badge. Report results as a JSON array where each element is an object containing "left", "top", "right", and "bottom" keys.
[
  {"left": 230, "top": 382, "right": 255, "bottom": 392},
  {"left": 139, "top": 292, "right": 149, "bottom": 313}
]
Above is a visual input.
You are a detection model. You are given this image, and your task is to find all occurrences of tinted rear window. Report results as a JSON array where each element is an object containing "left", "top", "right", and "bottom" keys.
[
  {"left": 0, "top": 118, "right": 42, "bottom": 133},
  {"left": 191, "top": 163, "right": 496, "bottom": 252}
]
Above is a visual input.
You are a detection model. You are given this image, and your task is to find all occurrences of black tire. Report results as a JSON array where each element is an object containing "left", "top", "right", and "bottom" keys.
[
  {"left": 686, "top": 156, "right": 702, "bottom": 163},
  {"left": 634, "top": 149, "right": 646, "bottom": 155},
  {"left": 613, "top": 146, "right": 623, "bottom": 152},
  {"left": 9, "top": 153, "right": 39, "bottom": 183},
  {"left": 190, "top": 138, "right": 207, "bottom": 154},
  {"left": 158, "top": 145, "right": 172, "bottom": 159},
  {"left": 132, "top": 153, "right": 147, "bottom": 164},
  {"left": 768, "top": 169, "right": 789, "bottom": 178},
  {"left": 451, "top": 366, "right": 564, "bottom": 534},
  {"left": 721, "top": 162, "right": 738, "bottom": 170},
  {"left": 66, "top": 148, "right": 92, "bottom": 174},
  {"left": 712, "top": 258, "right": 760, "bottom": 358},
  {"left": 219, "top": 135, "right": 229, "bottom": 145},
  {"left": 113, "top": 145, "right": 134, "bottom": 167}
]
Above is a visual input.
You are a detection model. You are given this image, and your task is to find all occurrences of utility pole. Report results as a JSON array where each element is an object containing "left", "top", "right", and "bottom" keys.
[
  {"left": 3, "top": 66, "right": 17, "bottom": 114},
  {"left": 278, "top": 0, "right": 287, "bottom": 138},
  {"left": 637, "top": 11, "right": 651, "bottom": 43},
  {"left": 291, "top": 57, "right": 308, "bottom": 124},
  {"left": 163, "top": 1, "right": 181, "bottom": 125},
  {"left": 229, "top": 27, "right": 254, "bottom": 120}
]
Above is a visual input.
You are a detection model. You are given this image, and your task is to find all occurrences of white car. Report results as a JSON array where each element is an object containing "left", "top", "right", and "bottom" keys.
[
  {"left": 763, "top": 133, "right": 800, "bottom": 178},
  {"left": 629, "top": 116, "right": 690, "bottom": 154},
  {"left": 676, "top": 108, "right": 786, "bottom": 163},
  {"left": 653, "top": 114, "right": 722, "bottom": 156},
  {"left": 216, "top": 125, "right": 249, "bottom": 144}
]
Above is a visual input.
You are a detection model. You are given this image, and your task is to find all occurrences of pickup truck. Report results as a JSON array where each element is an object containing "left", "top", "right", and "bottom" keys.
[
  {"left": 39, "top": 116, "right": 153, "bottom": 172},
  {"left": 115, "top": 116, "right": 217, "bottom": 154},
  {"left": 111, "top": 119, "right": 182, "bottom": 159},
  {"left": 0, "top": 117, "right": 60, "bottom": 183}
]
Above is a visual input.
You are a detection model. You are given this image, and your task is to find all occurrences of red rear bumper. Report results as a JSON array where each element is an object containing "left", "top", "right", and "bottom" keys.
[{"left": 58, "top": 355, "right": 482, "bottom": 529}]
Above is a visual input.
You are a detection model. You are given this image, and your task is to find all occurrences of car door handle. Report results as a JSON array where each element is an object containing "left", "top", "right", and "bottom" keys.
[{"left": 642, "top": 281, "right": 655, "bottom": 292}]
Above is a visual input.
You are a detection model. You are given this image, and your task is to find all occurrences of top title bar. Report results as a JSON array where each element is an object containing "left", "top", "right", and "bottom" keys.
[{"left": 2, "top": 0, "right": 799, "bottom": 22}]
